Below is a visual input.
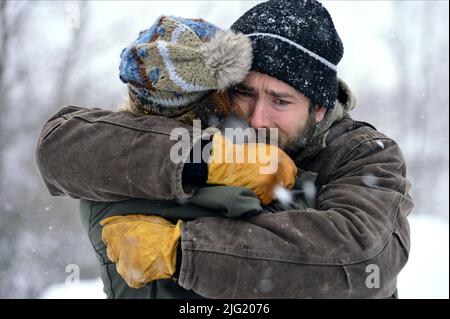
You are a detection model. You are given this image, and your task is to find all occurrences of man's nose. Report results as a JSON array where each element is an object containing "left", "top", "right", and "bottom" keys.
[{"left": 249, "top": 100, "right": 270, "bottom": 129}]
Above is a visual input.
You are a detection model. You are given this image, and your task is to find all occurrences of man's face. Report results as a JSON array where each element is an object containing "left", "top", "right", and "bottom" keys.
[{"left": 230, "top": 72, "right": 327, "bottom": 150}]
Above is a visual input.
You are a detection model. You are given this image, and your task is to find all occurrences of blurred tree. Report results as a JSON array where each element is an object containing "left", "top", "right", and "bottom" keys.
[
  {"left": 388, "top": 1, "right": 449, "bottom": 217},
  {"left": 352, "top": 1, "right": 448, "bottom": 218},
  {"left": 0, "top": 0, "right": 99, "bottom": 298},
  {"left": 0, "top": 0, "right": 36, "bottom": 298}
]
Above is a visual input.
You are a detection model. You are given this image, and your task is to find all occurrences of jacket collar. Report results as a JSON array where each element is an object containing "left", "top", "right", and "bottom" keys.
[{"left": 294, "top": 78, "right": 357, "bottom": 162}]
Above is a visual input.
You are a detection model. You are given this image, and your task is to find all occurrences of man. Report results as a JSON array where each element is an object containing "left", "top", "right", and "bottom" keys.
[{"left": 36, "top": 0, "right": 413, "bottom": 298}]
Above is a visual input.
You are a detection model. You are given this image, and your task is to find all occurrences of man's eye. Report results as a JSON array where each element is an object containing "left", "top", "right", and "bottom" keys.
[{"left": 274, "top": 99, "right": 291, "bottom": 106}]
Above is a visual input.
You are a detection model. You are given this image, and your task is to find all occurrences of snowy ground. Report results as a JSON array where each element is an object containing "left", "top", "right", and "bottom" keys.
[
  {"left": 40, "top": 214, "right": 449, "bottom": 299},
  {"left": 397, "top": 215, "right": 449, "bottom": 299}
]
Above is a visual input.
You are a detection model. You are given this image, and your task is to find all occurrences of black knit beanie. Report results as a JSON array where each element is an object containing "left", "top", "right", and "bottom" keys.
[{"left": 231, "top": 0, "right": 344, "bottom": 109}]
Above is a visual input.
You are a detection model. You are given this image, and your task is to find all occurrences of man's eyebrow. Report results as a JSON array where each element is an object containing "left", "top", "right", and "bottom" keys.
[
  {"left": 235, "top": 83, "right": 255, "bottom": 92},
  {"left": 235, "top": 84, "right": 296, "bottom": 99},
  {"left": 267, "top": 90, "right": 295, "bottom": 99}
]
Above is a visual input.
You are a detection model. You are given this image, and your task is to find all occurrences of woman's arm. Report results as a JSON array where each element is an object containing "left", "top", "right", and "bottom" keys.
[{"left": 36, "top": 105, "right": 195, "bottom": 202}]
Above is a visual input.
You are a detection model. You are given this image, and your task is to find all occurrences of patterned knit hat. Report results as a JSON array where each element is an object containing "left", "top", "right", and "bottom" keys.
[
  {"left": 119, "top": 16, "right": 253, "bottom": 117},
  {"left": 231, "top": 0, "right": 344, "bottom": 109}
]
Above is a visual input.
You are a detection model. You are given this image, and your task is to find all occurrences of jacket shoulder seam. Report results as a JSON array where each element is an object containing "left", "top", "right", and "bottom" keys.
[{"left": 334, "top": 134, "right": 398, "bottom": 174}]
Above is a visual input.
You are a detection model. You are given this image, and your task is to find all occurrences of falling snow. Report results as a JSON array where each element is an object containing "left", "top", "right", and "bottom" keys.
[
  {"left": 376, "top": 140, "right": 385, "bottom": 149},
  {"left": 362, "top": 174, "right": 379, "bottom": 187},
  {"left": 303, "top": 180, "right": 317, "bottom": 200},
  {"left": 272, "top": 184, "right": 293, "bottom": 205}
]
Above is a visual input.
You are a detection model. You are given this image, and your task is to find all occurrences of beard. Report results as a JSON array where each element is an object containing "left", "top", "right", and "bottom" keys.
[
  {"left": 280, "top": 111, "right": 318, "bottom": 153},
  {"left": 237, "top": 111, "right": 318, "bottom": 154}
]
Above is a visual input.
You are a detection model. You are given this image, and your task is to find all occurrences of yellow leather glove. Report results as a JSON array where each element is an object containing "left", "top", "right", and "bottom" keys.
[
  {"left": 100, "top": 215, "right": 182, "bottom": 289},
  {"left": 207, "top": 132, "right": 297, "bottom": 205}
]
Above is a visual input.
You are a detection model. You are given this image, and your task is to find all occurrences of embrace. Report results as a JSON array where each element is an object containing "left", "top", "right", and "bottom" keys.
[{"left": 36, "top": 0, "right": 413, "bottom": 299}]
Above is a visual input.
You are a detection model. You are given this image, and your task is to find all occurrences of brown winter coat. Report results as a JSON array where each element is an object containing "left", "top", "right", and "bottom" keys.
[{"left": 35, "top": 83, "right": 413, "bottom": 298}]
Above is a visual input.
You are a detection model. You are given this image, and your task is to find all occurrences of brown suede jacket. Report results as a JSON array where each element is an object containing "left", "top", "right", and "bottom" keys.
[{"left": 36, "top": 102, "right": 413, "bottom": 298}]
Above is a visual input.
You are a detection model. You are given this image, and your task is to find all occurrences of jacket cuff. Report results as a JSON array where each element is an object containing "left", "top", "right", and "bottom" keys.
[{"left": 177, "top": 223, "right": 194, "bottom": 289}]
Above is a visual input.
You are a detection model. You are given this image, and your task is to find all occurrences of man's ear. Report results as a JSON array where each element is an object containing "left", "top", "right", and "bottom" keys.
[{"left": 315, "top": 106, "right": 327, "bottom": 123}]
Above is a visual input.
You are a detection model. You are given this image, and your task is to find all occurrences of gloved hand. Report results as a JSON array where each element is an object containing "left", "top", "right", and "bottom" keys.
[
  {"left": 207, "top": 132, "right": 297, "bottom": 205},
  {"left": 100, "top": 215, "right": 182, "bottom": 289}
]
